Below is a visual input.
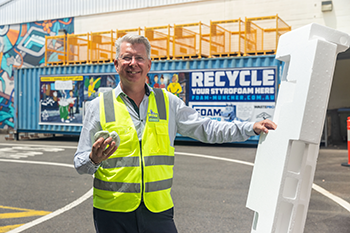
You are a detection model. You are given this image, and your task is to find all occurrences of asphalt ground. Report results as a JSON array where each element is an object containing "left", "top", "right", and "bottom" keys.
[{"left": 0, "top": 135, "right": 349, "bottom": 233}]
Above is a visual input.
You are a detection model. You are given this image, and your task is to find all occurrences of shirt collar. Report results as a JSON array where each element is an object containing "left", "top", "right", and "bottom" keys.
[{"left": 114, "top": 83, "right": 152, "bottom": 98}]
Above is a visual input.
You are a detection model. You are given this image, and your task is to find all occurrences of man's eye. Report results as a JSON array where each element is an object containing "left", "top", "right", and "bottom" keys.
[
  {"left": 136, "top": 57, "right": 144, "bottom": 61},
  {"left": 123, "top": 57, "right": 132, "bottom": 61}
]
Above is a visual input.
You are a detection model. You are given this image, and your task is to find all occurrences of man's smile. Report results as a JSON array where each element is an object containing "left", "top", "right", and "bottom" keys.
[{"left": 127, "top": 71, "right": 141, "bottom": 74}]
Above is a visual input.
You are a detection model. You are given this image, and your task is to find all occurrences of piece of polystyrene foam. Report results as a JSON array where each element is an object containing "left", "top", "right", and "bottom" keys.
[{"left": 246, "top": 23, "right": 350, "bottom": 233}]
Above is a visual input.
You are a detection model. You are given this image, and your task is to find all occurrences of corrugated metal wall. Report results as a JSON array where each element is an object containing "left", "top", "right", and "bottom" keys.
[
  {"left": 15, "top": 55, "right": 282, "bottom": 135},
  {"left": 0, "top": 0, "right": 202, "bottom": 25}
]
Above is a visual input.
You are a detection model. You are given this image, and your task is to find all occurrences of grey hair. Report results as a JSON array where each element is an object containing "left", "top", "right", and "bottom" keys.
[{"left": 115, "top": 34, "right": 151, "bottom": 60}]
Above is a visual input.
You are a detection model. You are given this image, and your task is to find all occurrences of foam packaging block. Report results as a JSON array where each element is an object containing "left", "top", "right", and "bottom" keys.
[
  {"left": 246, "top": 23, "right": 350, "bottom": 233},
  {"left": 94, "top": 130, "right": 121, "bottom": 148},
  {"left": 94, "top": 130, "right": 110, "bottom": 142}
]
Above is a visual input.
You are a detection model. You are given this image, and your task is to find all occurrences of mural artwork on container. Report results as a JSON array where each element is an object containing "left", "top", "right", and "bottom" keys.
[
  {"left": 39, "top": 67, "right": 275, "bottom": 133},
  {"left": 39, "top": 74, "right": 118, "bottom": 125},
  {"left": 148, "top": 72, "right": 188, "bottom": 104},
  {"left": 0, "top": 17, "right": 74, "bottom": 129}
]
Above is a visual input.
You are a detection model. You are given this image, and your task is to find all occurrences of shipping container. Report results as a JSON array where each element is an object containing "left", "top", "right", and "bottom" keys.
[{"left": 14, "top": 55, "right": 283, "bottom": 142}]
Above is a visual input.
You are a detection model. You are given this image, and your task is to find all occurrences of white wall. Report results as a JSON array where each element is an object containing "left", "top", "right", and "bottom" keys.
[
  {"left": 75, "top": 0, "right": 350, "bottom": 35},
  {"left": 0, "top": 0, "right": 202, "bottom": 26}
]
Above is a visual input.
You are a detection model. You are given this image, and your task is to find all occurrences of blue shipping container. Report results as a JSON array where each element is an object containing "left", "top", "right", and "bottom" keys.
[{"left": 14, "top": 55, "right": 283, "bottom": 142}]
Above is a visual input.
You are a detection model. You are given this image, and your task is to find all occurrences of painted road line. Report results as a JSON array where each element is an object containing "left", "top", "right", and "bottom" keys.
[
  {"left": 0, "top": 206, "right": 51, "bottom": 233},
  {"left": 0, "top": 143, "right": 77, "bottom": 149},
  {"left": 7, "top": 189, "right": 93, "bottom": 233},
  {"left": 0, "top": 224, "right": 23, "bottom": 233},
  {"left": 0, "top": 205, "right": 51, "bottom": 219},
  {"left": 0, "top": 159, "right": 73, "bottom": 168},
  {"left": 312, "top": 183, "right": 350, "bottom": 212},
  {"left": 0, "top": 159, "right": 92, "bottom": 233},
  {"left": 175, "top": 151, "right": 255, "bottom": 166}
]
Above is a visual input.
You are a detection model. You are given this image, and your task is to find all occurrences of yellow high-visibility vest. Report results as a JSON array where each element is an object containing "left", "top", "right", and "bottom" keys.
[{"left": 93, "top": 88, "right": 175, "bottom": 213}]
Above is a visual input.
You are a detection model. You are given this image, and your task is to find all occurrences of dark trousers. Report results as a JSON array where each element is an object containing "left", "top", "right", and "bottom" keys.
[{"left": 93, "top": 203, "right": 178, "bottom": 233}]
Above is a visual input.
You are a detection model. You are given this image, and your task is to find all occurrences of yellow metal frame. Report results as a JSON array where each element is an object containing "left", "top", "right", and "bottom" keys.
[
  {"left": 45, "top": 15, "right": 291, "bottom": 66},
  {"left": 45, "top": 35, "right": 67, "bottom": 66},
  {"left": 209, "top": 18, "right": 245, "bottom": 57},
  {"left": 145, "top": 25, "right": 172, "bottom": 60},
  {"left": 89, "top": 30, "right": 115, "bottom": 63},
  {"left": 173, "top": 22, "right": 210, "bottom": 59}
]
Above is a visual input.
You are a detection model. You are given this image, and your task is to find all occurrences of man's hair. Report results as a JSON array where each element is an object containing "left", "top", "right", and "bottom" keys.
[{"left": 115, "top": 34, "right": 151, "bottom": 60}]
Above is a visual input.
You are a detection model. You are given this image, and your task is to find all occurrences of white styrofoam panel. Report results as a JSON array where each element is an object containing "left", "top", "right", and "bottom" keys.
[{"left": 246, "top": 23, "right": 350, "bottom": 233}]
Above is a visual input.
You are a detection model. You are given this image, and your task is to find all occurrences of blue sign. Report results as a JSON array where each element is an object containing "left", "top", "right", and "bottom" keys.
[{"left": 189, "top": 67, "right": 276, "bottom": 102}]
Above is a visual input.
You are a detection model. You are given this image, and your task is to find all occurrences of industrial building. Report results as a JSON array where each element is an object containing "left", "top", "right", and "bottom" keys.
[{"left": 0, "top": 0, "right": 349, "bottom": 144}]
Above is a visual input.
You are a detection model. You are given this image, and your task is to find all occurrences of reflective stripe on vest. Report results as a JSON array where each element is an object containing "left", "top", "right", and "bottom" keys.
[
  {"left": 94, "top": 177, "right": 173, "bottom": 193},
  {"left": 94, "top": 179, "right": 140, "bottom": 193},
  {"left": 94, "top": 88, "right": 174, "bottom": 213},
  {"left": 99, "top": 155, "right": 174, "bottom": 169}
]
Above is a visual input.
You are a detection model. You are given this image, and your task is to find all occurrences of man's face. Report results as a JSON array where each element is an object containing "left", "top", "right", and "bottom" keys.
[{"left": 114, "top": 42, "right": 151, "bottom": 88}]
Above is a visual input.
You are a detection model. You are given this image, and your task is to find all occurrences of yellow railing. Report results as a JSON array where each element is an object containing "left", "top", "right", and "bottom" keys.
[
  {"left": 145, "top": 25, "right": 172, "bottom": 60},
  {"left": 45, "top": 14, "right": 291, "bottom": 66},
  {"left": 209, "top": 18, "right": 245, "bottom": 57}
]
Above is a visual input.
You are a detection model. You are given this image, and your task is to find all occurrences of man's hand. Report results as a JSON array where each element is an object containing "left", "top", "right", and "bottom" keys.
[
  {"left": 253, "top": 119, "right": 277, "bottom": 135},
  {"left": 89, "top": 137, "right": 118, "bottom": 165}
]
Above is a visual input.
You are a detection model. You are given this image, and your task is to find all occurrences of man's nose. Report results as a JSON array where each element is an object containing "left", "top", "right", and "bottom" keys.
[{"left": 129, "top": 56, "right": 137, "bottom": 66}]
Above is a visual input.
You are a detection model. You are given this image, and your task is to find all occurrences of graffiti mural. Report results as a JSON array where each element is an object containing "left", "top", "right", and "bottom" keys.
[{"left": 0, "top": 18, "right": 74, "bottom": 129}]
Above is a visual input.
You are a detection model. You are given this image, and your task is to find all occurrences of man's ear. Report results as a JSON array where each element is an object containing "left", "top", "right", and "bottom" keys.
[
  {"left": 114, "top": 59, "right": 119, "bottom": 72},
  {"left": 147, "top": 59, "right": 152, "bottom": 72}
]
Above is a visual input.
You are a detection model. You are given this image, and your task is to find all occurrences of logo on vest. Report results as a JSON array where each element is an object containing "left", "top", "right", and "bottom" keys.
[{"left": 148, "top": 109, "right": 159, "bottom": 122}]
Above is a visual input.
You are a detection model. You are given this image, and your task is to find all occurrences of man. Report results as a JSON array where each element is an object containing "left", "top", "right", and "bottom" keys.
[{"left": 74, "top": 34, "right": 277, "bottom": 233}]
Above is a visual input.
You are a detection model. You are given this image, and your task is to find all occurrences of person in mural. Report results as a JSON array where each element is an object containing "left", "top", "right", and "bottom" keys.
[
  {"left": 167, "top": 73, "right": 182, "bottom": 97},
  {"left": 87, "top": 77, "right": 101, "bottom": 98},
  {"left": 68, "top": 90, "right": 75, "bottom": 120},
  {"left": 153, "top": 74, "right": 160, "bottom": 88},
  {"left": 58, "top": 91, "right": 70, "bottom": 123},
  {"left": 58, "top": 100, "right": 69, "bottom": 123},
  {"left": 42, "top": 84, "right": 47, "bottom": 99},
  {"left": 160, "top": 74, "right": 166, "bottom": 88},
  {"left": 74, "top": 34, "right": 277, "bottom": 233}
]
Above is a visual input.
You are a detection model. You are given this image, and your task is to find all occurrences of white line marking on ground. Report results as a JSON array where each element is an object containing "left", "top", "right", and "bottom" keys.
[
  {"left": 0, "top": 143, "right": 77, "bottom": 149},
  {"left": 175, "top": 151, "right": 350, "bottom": 213},
  {"left": 0, "top": 159, "right": 73, "bottom": 168},
  {"left": 2, "top": 150, "right": 349, "bottom": 232},
  {"left": 312, "top": 183, "right": 350, "bottom": 212},
  {"left": 175, "top": 151, "right": 255, "bottom": 166},
  {"left": 7, "top": 189, "right": 93, "bottom": 233}
]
